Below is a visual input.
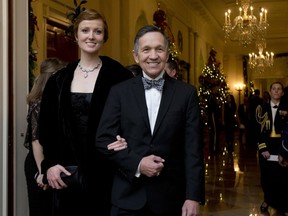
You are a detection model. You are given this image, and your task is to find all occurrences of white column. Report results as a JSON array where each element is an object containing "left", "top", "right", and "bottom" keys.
[
  {"left": 14, "top": 0, "right": 29, "bottom": 215},
  {"left": 0, "top": 0, "right": 9, "bottom": 215}
]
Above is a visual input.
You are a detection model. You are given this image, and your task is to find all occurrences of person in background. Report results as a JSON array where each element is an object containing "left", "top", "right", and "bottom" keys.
[
  {"left": 223, "top": 94, "right": 237, "bottom": 151},
  {"left": 238, "top": 96, "right": 249, "bottom": 144},
  {"left": 96, "top": 25, "right": 205, "bottom": 216},
  {"left": 256, "top": 82, "right": 288, "bottom": 215},
  {"left": 208, "top": 85, "right": 222, "bottom": 154},
  {"left": 278, "top": 86, "right": 288, "bottom": 167},
  {"left": 24, "top": 58, "right": 65, "bottom": 216},
  {"left": 263, "top": 90, "right": 271, "bottom": 104},
  {"left": 279, "top": 122, "right": 288, "bottom": 167},
  {"left": 249, "top": 89, "right": 264, "bottom": 147},
  {"left": 39, "top": 9, "right": 133, "bottom": 216},
  {"left": 126, "top": 63, "right": 142, "bottom": 77},
  {"left": 165, "top": 57, "right": 179, "bottom": 79}
]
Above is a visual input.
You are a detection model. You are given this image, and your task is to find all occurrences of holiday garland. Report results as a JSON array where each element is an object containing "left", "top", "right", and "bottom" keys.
[{"left": 29, "top": 0, "right": 39, "bottom": 90}]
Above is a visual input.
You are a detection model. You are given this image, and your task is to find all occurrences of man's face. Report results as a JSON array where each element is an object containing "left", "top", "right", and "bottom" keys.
[
  {"left": 133, "top": 32, "right": 169, "bottom": 79},
  {"left": 165, "top": 64, "right": 177, "bottom": 78}
]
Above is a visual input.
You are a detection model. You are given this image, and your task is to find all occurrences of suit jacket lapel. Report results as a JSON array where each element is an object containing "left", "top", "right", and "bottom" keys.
[
  {"left": 131, "top": 76, "right": 151, "bottom": 131},
  {"left": 153, "top": 76, "right": 176, "bottom": 135}
]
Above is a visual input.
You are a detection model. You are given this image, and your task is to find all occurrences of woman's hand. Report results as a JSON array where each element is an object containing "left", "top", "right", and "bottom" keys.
[
  {"left": 36, "top": 173, "right": 49, "bottom": 190},
  {"left": 107, "top": 135, "right": 127, "bottom": 151},
  {"left": 47, "top": 164, "right": 71, "bottom": 189}
]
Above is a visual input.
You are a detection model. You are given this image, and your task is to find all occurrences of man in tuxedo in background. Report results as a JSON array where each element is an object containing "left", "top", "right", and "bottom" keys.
[
  {"left": 249, "top": 89, "right": 264, "bottom": 147},
  {"left": 96, "top": 25, "right": 205, "bottom": 216},
  {"left": 238, "top": 96, "right": 249, "bottom": 144}
]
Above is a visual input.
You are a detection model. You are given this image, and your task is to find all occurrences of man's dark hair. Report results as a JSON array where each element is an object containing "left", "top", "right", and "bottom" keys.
[{"left": 133, "top": 25, "right": 169, "bottom": 53}]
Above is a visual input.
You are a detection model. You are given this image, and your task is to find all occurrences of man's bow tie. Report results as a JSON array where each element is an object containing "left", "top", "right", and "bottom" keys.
[
  {"left": 273, "top": 105, "right": 279, "bottom": 108},
  {"left": 142, "top": 77, "right": 165, "bottom": 91}
]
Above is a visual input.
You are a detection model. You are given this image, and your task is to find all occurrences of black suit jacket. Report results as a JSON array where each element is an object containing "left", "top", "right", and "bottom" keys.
[
  {"left": 96, "top": 74, "right": 205, "bottom": 214},
  {"left": 238, "top": 104, "right": 249, "bottom": 126}
]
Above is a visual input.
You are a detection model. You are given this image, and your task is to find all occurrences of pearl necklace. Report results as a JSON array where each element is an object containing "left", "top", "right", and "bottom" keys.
[{"left": 78, "top": 60, "right": 102, "bottom": 78}]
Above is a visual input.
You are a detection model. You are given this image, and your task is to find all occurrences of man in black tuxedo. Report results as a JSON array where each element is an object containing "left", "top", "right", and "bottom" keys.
[
  {"left": 278, "top": 86, "right": 288, "bottom": 167},
  {"left": 279, "top": 121, "right": 288, "bottom": 167},
  {"left": 238, "top": 96, "right": 249, "bottom": 144},
  {"left": 96, "top": 25, "right": 205, "bottom": 216}
]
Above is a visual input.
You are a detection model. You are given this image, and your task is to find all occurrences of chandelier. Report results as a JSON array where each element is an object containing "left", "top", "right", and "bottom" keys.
[
  {"left": 248, "top": 42, "right": 274, "bottom": 73},
  {"left": 223, "top": 0, "right": 269, "bottom": 47}
]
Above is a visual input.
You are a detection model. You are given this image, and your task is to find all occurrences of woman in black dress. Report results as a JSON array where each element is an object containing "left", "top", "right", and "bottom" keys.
[
  {"left": 24, "top": 58, "right": 65, "bottom": 216},
  {"left": 39, "top": 9, "right": 133, "bottom": 216}
]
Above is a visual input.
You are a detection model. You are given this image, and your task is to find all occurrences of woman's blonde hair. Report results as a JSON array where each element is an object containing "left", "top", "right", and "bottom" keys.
[{"left": 27, "top": 58, "right": 65, "bottom": 104}]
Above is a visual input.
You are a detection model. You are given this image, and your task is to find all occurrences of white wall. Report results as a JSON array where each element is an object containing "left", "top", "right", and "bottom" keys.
[{"left": 0, "top": 0, "right": 9, "bottom": 215}]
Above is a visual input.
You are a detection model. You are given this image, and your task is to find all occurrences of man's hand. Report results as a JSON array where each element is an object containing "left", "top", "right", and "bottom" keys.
[
  {"left": 182, "top": 200, "right": 200, "bottom": 216},
  {"left": 278, "top": 155, "right": 288, "bottom": 167},
  {"left": 261, "top": 151, "right": 270, "bottom": 159},
  {"left": 139, "top": 155, "right": 164, "bottom": 177}
]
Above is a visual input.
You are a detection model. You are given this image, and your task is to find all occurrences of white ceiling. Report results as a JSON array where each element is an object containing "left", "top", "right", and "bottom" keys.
[{"left": 185, "top": 0, "right": 288, "bottom": 55}]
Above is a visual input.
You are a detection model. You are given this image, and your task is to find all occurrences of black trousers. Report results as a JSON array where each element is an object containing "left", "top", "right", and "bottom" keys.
[
  {"left": 259, "top": 137, "right": 288, "bottom": 212},
  {"left": 111, "top": 204, "right": 180, "bottom": 216}
]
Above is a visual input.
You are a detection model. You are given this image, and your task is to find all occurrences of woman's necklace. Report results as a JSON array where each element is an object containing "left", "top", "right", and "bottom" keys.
[{"left": 78, "top": 60, "right": 102, "bottom": 78}]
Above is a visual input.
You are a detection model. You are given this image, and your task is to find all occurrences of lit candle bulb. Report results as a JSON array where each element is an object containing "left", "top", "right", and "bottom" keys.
[
  {"left": 228, "top": 9, "right": 231, "bottom": 24},
  {"left": 265, "top": 9, "right": 267, "bottom": 22},
  {"left": 239, "top": 7, "right": 242, "bottom": 16},
  {"left": 225, "top": 12, "right": 228, "bottom": 24},
  {"left": 250, "top": 6, "right": 253, "bottom": 16}
]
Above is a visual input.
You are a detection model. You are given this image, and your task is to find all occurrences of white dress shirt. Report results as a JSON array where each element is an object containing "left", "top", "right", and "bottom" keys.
[
  {"left": 135, "top": 71, "right": 165, "bottom": 177},
  {"left": 271, "top": 101, "right": 279, "bottom": 129},
  {"left": 143, "top": 71, "right": 164, "bottom": 135}
]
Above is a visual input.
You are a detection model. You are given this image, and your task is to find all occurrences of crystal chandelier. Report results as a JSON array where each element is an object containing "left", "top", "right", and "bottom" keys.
[
  {"left": 248, "top": 42, "right": 274, "bottom": 73},
  {"left": 223, "top": 0, "right": 269, "bottom": 47}
]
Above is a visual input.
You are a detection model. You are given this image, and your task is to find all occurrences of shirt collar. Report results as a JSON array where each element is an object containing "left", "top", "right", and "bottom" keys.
[
  {"left": 143, "top": 71, "right": 165, "bottom": 80},
  {"left": 270, "top": 101, "right": 279, "bottom": 107}
]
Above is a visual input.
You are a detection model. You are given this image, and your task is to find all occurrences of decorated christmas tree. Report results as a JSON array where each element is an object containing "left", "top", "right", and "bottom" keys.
[{"left": 198, "top": 48, "right": 229, "bottom": 125}]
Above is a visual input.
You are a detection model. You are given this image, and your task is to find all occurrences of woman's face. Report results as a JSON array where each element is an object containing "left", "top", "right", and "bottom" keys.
[
  {"left": 270, "top": 83, "right": 284, "bottom": 100},
  {"left": 75, "top": 19, "right": 105, "bottom": 54}
]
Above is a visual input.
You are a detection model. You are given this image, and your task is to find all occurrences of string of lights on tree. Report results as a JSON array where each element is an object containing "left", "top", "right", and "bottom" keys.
[{"left": 198, "top": 49, "right": 230, "bottom": 125}]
